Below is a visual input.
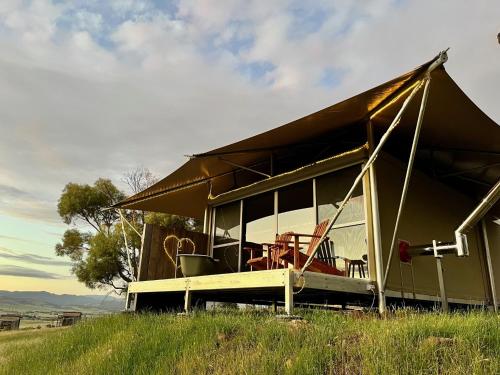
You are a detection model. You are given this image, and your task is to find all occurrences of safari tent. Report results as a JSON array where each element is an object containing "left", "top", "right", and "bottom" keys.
[{"left": 116, "top": 51, "right": 500, "bottom": 314}]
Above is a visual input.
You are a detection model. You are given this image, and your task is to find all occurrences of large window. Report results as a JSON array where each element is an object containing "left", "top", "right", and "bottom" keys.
[
  {"left": 214, "top": 201, "right": 241, "bottom": 245},
  {"left": 278, "top": 180, "right": 315, "bottom": 235},
  {"left": 212, "top": 163, "right": 368, "bottom": 277},
  {"left": 316, "top": 165, "right": 367, "bottom": 274},
  {"left": 244, "top": 191, "right": 275, "bottom": 245}
]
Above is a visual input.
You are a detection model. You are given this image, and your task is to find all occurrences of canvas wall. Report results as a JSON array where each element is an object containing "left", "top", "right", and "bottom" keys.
[{"left": 376, "top": 153, "right": 490, "bottom": 303}]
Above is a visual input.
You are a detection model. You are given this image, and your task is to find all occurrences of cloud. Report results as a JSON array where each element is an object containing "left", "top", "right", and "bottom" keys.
[
  {"left": 0, "top": 264, "right": 68, "bottom": 279},
  {"left": 0, "top": 234, "right": 48, "bottom": 246},
  {"left": 0, "top": 184, "right": 60, "bottom": 224},
  {"left": 0, "top": 247, "right": 71, "bottom": 266},
  {"left": 0, "top": 0, "right": 497, "bottom": 231},
  {"left": 0, "top": 181, "right": 61, "bottom": 223},
  {"left": 0, "top": 184, "right": 29, "bottom": 198}
]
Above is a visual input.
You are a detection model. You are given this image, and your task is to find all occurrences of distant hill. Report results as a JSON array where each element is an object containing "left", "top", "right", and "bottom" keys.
[{"left": 0, "top": 290, "right": 123, "bottom": 313}]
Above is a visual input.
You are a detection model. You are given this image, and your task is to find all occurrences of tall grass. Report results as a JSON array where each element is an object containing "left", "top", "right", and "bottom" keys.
[{"left": 1, "top": 309, "right": 498, "bottom": 374}]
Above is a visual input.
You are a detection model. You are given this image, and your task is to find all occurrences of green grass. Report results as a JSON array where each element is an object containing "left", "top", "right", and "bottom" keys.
[{"left": 0, "top": 309, "right": 498, "bottom": 374}]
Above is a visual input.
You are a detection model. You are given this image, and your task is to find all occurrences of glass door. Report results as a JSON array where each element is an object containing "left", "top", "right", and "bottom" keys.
[
  {"left": 316, "top": 165, "right": 368, "bottom": 277},
  {"left": 212, "top": 201, "right": 241, "bottom": 273}
]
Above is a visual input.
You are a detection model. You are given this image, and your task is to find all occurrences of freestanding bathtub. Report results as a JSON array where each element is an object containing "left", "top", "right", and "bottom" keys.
[{"left": 177, "top": 254, "right": 219, "bottom": 277}]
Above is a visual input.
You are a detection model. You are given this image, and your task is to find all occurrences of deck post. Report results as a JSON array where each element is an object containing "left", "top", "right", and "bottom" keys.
[
  {"left": 125, "top": 290, "right": 131, "bottom": 311},
  {"left": 284, "top": 269, "right": 294, "bottom": 315},
  {"left": 272, "top": 300, "right": 277, "bottom": 313},
  {"left": 184, "top": 286, "right": 192, "bottom": 313},
  {"left": 238, "top": 200, "right": 244, "bottom": 272},
  {"left": 481, "top": 220, "right": 498, "bottom": 312}
]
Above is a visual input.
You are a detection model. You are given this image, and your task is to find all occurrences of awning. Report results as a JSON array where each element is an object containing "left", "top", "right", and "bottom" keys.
[{"left": 115, "top": 52, "right": 500, "bottom": 218}]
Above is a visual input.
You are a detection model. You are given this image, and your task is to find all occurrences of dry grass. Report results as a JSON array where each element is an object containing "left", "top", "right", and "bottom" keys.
[{"left": 0, "top": 309, "right": 498, "bottom": 374}]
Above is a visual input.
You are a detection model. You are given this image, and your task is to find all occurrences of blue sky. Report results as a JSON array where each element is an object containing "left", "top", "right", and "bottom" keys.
[{"left": 0, "top": 0, "right": 498, "bottom": 295}]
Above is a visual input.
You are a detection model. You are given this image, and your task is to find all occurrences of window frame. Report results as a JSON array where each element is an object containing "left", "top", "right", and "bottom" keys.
[{"left": 209, "top": 161, "right": 370, "bottom": 273}]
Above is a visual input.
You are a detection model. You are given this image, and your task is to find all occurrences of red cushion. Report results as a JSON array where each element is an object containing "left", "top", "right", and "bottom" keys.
[{"left": 399, "top": 240, "right": 412, "bottom": 263}]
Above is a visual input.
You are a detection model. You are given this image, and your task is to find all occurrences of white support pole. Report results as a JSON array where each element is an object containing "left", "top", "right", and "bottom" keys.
[
  {"left": 367, "top": 122, "right": 386, "bottom": 314},
  {"left": 121, "top": 214, "right": 143, "bottom": 238},
  {"left": 203, "top": 207, "right": 208, "bottom": 234},
  {"left": 284, "top": 269, "right": 294, "bottom": 315},
  {"left": 119, "top": 210, "right": 136, "bottom": 281},
  {"left": 370, "top": 166, "right": 386, "bottom": 313},
  {"left": 382, "top": 77, "right": 432, "bottom": 291},
  {"left": 125, "top": 290, "right": 131, "bottom": 311},
  {"left": 481, "top": 220, "right": 498, "bottom": 312},
  {"left": 137, "top": 224, "right": 147, "bottom": 281},
  {"left": 455, "top": 179, "right": 500, "bottom": 256},
  {"left": 184, "top": 287, "right": 192, "bottom": 313},
  {"left": 238, "top": 200, "right": 244, "bottom": 272},
  {"left": 433, "top": 240, "right": 448, "bottom": 312}
]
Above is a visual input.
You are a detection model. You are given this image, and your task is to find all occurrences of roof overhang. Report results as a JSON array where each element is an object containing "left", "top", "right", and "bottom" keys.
[{"left": 115, "top": 51, "right": 500, "bottom": 219}]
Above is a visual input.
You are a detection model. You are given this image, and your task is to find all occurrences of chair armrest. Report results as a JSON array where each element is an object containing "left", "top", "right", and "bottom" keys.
[
  {"left": 288, "top": 233, "right": 322, "bottom": 238},
  {"left": 242, "top": 246, "right": 262, "bottom": 252},
  {"left": 275, "top": 239, "right": 309, "bottom": 245}
]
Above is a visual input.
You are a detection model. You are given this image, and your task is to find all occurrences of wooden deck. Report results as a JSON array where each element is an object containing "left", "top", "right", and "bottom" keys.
[{"left": 128, "top": 269, "right": 374, "bottom": 314}]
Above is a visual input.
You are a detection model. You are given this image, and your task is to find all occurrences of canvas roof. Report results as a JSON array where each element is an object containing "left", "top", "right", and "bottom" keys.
[{"left": 115, "top": 53, "right": 500, "bottom": 219}]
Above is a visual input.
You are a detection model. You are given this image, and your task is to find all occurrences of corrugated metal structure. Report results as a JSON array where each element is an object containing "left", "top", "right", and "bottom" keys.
[{"left": 0, "top": 315, "right": 21, "bottom": 330}]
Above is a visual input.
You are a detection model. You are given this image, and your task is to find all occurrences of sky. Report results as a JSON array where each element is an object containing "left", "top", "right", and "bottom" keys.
[{"left": 0, "top": 0, "right": 498, "bottom": 295}]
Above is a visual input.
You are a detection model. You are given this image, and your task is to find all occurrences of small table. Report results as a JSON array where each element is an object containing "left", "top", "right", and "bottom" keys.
[{"left": 345, "top": 259, "right": 366, "bottom": 278}]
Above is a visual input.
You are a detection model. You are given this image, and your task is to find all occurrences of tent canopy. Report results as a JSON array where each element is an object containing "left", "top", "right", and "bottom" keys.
[{"left": 115, "top": 53, "right": 500, "bottom": 219}]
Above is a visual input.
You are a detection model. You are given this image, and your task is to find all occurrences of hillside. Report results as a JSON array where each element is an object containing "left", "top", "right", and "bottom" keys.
[
  {"left": 0, "top": 290, "right": 123, "bottom": 314},
  {"left": 0, "top": 310, "right": 498, "bottom": 374}
]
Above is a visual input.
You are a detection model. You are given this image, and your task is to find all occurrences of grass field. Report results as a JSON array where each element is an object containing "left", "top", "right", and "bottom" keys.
[{"left": 0, "top": 309, "right": 498, "bottom": 374}]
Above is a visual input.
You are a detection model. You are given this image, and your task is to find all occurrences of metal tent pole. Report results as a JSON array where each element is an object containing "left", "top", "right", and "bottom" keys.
[
  {"left": 481, "top": 219, "right": 498, "bottom": 312},
  {"left": 300, "top": 79, "right": 425, "bottom": 275},
  {"left": 367, "top": 121, "right": 386, "bottom": 313},
  {"left": 433, "top": 240, "right": 449, "bottom": 312},
  {"left": 382, "top": 77, "right": 432, "bottom": 291},
  {"left": 119, "top": 209, "right": 136, "bottom": 282},
  {"left": 454, "top": 179, "right": 500, "bottom": 256},
  {"left": 121, "top": 214, "right": 143, "bottom": 238}
]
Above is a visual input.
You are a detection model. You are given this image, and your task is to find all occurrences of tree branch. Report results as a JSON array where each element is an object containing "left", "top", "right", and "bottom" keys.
[
  {"left": 118, "top": 268, "right": 132, "bottom": 283},
  {"left": 83, "top": 216, "right": 101, "bottom": 232}
]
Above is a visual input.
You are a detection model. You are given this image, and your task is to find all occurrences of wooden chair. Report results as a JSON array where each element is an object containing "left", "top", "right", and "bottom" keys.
[
  {"left": 316, "top": 240, "right": 341, "bottom": 269},
  {"left": 245, "top": 233, "right": 293, "bottom": 271},
  {"left": 278, "top": 220, "right": 345, "bottom": 276}
]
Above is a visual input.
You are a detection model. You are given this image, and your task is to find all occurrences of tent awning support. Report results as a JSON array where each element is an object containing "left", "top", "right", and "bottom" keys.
[
  {"left": 455, "top": 178, "right": 500, "bottom": 256},
  {"left": 119, "top": 209, "right": 137, "bottom": 282},
  {"left": 367, "top": 122, "right": 385, "bottom": 314},
  {"left": 433, "top": 240, "right": 449, "bottom": 312},
  {"left": 300, "top": 78, "right": 427, "bottom": 275},
  {"left": 481, "top": 219, "right": 498, "bottom": 312},
  {"left": 382, "top": 76, "right": 432, "bottom": 291},
  {"left": 218, "top": 157, "right": 271, "bottom": 178},
  {"left": 299, "top": 50, "right": 449, "bottom": 314}
]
